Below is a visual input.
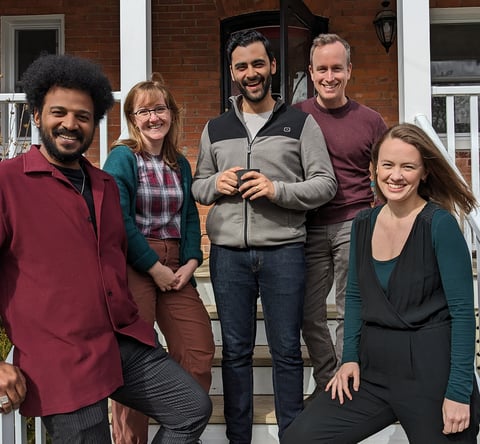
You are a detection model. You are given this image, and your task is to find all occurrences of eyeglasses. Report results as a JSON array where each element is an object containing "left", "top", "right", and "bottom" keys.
[{"left": 132, "top": 105, "right": 170, "bottom": 119}]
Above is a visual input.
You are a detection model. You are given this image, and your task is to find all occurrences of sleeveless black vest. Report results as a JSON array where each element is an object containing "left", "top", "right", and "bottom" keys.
[{"left": 355, "top": 202, "right": 450, "bottom": 329}]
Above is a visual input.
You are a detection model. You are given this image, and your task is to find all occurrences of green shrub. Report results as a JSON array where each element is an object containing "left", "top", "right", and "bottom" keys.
[{"left": 0, "top": 326, "right": 12, "bottom": 360}]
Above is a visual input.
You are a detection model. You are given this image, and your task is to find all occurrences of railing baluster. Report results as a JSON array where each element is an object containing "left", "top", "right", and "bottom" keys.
[
  {"left": 470, "top": 95, "right": 479, "bottom": 198},
  {"left": 0, "top": 411, "right": 15, "bottom": 444},
  {"left": 445, "top": 95, "right": 456, "bottom": 159},
  {"left": 7, "top": 102, "right": 18, "bottom": 159},
  {"left": 34, "top": 417, "right": 46, "bottom": 443},
  {"left": 14, "top": 411, "right": 26, "bottom": 444}
]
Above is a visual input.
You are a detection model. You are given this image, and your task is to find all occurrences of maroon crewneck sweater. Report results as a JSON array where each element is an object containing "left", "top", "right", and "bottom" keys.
[{"left": 294, "top": 97, "right": 387, "bottom": 225}]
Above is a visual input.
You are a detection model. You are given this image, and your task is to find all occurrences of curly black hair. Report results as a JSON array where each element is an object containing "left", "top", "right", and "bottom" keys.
[
  {"left": 226, "top": 29, "right": 275, "bottom": 65},
  {"left": 21, "top": 54, "right": 114, "bottom": 125}
]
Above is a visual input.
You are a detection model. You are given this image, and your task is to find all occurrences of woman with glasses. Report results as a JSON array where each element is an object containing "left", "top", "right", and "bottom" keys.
[{"left": 104, "top": 73, "right": 214, "bottom": 444}]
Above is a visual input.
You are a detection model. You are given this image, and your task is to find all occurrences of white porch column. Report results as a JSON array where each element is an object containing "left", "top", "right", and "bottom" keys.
[
  {"left": 397, "top": 0, "right": 431, "bottom": 123},
  {"left": 119, "top": 0, "right": 152, "bottom": 137}
]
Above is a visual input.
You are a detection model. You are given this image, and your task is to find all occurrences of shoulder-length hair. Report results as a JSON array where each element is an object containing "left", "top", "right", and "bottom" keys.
[
  {"left": 372, "top": 123, "right": 477, "bottom": 215},
  {"left": 111, "top": 72, "right": 183, "bottom": 168}
]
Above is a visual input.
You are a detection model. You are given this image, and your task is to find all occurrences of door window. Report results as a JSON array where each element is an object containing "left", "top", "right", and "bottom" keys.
[{"left": 220, "top": 1, "right": 328, "bottom": 111}]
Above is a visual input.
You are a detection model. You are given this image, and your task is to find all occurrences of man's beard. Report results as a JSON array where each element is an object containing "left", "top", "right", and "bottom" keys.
[
  {"left": 236, "top": 74, "right": 272, "bottom": 103},
  {"left": 39, "top": 125, "right": 93, "bottom": 164}
]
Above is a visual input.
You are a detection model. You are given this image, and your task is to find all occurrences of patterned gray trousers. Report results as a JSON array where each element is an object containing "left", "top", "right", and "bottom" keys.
[{"left": 42, "top": 334, "right": 212, "bottom": 443}]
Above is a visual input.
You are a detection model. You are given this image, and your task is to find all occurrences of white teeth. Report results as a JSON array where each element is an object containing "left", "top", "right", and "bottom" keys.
[
  {"left": 388, "top": 184, "right": 403, "bottom": 189},
  {"left": 60, "top": 135, "right": 76, "bottom": 140}
]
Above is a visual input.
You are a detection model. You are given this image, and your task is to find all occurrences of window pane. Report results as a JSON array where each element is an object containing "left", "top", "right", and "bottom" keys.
[
  {"left": 13, "top": 29, "right": 57, "bottom": 140},
  {"left": 430, "top": 22, "right": 480, "bottom": 133},
  {"left": 432, "top": 96, "right": 479, "bottom": 134},
  {"left": 16, "top": 29, "right": 57, "bottom": 91}
]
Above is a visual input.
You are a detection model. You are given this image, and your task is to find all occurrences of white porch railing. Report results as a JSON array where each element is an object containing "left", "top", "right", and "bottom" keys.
[
  {"left": 431, "top": 85, "right": 480, "bottom": 198},
  {"left": 0, "top": 86, "right": 479, "bottom": 443}
]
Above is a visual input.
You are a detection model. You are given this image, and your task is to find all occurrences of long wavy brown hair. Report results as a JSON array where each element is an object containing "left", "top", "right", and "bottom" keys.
[
  {"left": 111, "top": 72, "right": 183, "bottom": 168},
  {"left": 372, "top": 123, "right": 477, "bottom": 215}
]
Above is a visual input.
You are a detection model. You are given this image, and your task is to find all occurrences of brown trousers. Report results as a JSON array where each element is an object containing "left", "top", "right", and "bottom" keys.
[{"left": 111, "top": 239, "right": 214, "bottom": 444}]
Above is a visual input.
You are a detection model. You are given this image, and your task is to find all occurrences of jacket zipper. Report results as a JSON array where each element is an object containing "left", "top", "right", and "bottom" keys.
[
  {"left": 244, "top": 138, "right": 253, "bottom": 247},
  {"left": 240, "top": 105, "right": 277, "bottom": 248}
]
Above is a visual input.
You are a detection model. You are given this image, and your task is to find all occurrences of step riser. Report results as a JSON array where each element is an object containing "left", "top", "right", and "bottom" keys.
[
  {"left": 209, "top": 319, "right": 338, "bottom": 346},
  {"left": 196, "top": 277, "right": 338, "bottom": 307},
  {"left": 148, "top": 423, "right": 412, "bottom": 443},
  {"left": 209, "top": 367, "right": 316, "bottom": 395}
]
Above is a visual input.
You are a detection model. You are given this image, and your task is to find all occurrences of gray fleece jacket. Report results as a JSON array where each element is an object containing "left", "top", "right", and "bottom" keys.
[{"left": 192, "top": 95, "right": 337, "bottom": 248}]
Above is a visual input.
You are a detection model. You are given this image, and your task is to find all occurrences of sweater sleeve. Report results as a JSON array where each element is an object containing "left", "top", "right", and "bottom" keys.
[
  {"left": 341, "top": 218, "right": 363, "bottom": 363},
  {"left": 432, "top": 210, "right": 476, "bottom": 404},
  {"left": 271, "top": 114, "right": 337, "bottom": 211},
  {"left": 103, "top": 146, "right": 159, "bottom": 272},
  {"left": 178, "top": 156, "right": 203, "bottom": 267},
  {"left": 191, "top": 124, "right": 222, "bottom": 206}
]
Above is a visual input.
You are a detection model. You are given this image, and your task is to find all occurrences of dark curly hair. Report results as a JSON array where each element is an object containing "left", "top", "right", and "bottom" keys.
[
  {"left": 226, "top": 29, "right": 275, "bottom": 65},
  {"left": 21, "top": 54, "right": 114, "bottom": 125}
]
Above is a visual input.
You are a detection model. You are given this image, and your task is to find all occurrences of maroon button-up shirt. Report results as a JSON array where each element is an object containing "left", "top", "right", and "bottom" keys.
[{"left": 0, "top": 146, "right": 155, "bottom": 416}]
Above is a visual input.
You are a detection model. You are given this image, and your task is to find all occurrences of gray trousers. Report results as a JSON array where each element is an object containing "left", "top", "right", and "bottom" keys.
[
  {"left": 303, "top": 220, "right": 352, "bottom": 390},
  {"left": 42, "top": 334, "right": 212, "bottom": 444}
]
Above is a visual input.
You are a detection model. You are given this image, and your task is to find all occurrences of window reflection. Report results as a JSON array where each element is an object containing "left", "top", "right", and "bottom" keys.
[{"left": 430, "top": 22, "right": 480, "bottom": 134}]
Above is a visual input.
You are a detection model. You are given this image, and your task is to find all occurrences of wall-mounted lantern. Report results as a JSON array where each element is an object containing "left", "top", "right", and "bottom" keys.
[{"left": 373, "top": 1, "right": 397, "bottom": 53}]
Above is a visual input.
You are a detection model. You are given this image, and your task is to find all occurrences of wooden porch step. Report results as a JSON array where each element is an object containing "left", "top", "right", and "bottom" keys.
[
  {"left": 205, "top": 304, "right": 338, "bottom": 320},
  {"left": 209, "top": 394, "right": 277, "bottom": 424},
  {"left": 209, "top": 393, "right": 323, "bottom": 425}
]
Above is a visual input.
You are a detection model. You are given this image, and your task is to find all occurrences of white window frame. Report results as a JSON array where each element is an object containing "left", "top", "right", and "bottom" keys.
[
  {"left": 1, "top": 14, "right": 65, "bottom": 92},
  {"left": 430, "top": 7, "right": 480, "bottom": 24},
  {"left": 430, "top": 6, "right": 480, "bottom": 85},
  {"left": 430, "top": 7, "right": 480, "bottom": 148},
  {"left": 0, "top": 15, "right": 64, "bottom": 155}
]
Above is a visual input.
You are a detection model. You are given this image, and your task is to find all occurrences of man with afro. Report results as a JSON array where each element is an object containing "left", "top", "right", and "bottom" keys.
[{"left": 0, "top": 54, "right": 211, "bottom": 443}]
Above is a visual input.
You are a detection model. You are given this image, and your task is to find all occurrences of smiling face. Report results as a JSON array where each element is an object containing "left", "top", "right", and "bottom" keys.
[
  {"left": 376, "top": 137, "right": 428, "bottom": 205},
  {"left": 34, "top": 86, "right": 95, "bottom": 167},
  {"left": 230, "top": 41, "right": 276, "bottom": 111},
  {"left": 309, "top": 41, "right": 351, "bottom": 109},
  {"left": 131, "top": 91, "right": 172, "bottom": 155}
]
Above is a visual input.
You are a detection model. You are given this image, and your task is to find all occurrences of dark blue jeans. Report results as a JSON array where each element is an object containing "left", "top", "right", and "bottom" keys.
[{"left": 210, "top": 243, "right": 305, "bottom": 443}]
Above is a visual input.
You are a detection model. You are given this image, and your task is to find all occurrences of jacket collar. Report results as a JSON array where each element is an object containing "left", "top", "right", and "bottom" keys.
[
  {"left": 229, "top": 94, "right": 285, "bottom": 119},
  {"left": 23, "top": 144, "right": 98, "bottom": 180}
]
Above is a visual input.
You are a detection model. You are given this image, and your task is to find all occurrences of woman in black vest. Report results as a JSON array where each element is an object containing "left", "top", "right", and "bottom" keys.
[{"left": 282, "top": 123, "right": 480, "bottom": 443}]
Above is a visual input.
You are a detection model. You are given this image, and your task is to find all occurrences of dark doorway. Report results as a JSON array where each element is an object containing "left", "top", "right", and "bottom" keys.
[{"left": 220, "top": 0, "right": 328, "bottom": 111}]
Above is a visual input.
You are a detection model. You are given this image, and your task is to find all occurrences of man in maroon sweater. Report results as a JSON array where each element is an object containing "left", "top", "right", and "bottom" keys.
[{"left": 294, "top": 34, "right": 387, "bottom": 400}]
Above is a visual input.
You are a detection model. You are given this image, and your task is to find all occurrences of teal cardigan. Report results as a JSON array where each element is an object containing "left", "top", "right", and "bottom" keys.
[{"left": 103, "top": 145, "right": 203, "bottom": 283}]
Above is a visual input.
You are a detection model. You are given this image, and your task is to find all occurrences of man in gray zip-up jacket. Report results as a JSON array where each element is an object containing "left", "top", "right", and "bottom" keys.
[{"left": 192, "top": 29, "right": 336, "bottom": 444}]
